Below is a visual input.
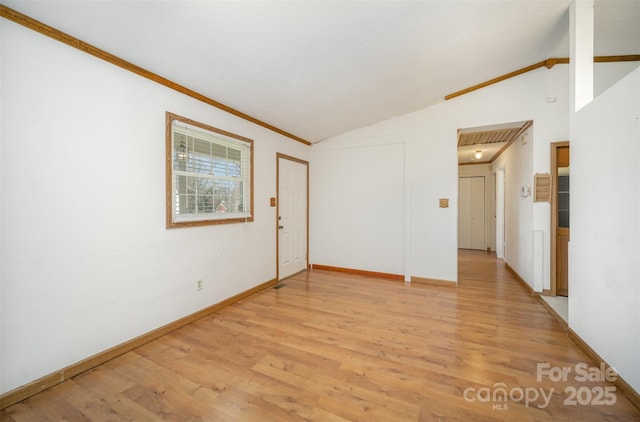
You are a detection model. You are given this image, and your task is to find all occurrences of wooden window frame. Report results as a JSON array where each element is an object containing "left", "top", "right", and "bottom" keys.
[{"left": 166, "top": 112, "right": 254, "bottom": 228}]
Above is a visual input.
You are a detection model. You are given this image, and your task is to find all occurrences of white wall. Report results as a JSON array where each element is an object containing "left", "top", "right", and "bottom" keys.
[
  {"left": 311, "top": 66, "right": 570, "bottom": 285},
  {"left": 0, "top": 20, "right": 309, "bottom": 393},
  {"left": 595, "top": 62, "right": 640, "bottom": 97},
  {"left": 492, "top": 128, "right": 535, "bottom": 284},
  {"left": 570, "top": 67, "right": 640, "bottom": 393},
  {"left": 310, "top": 142, "right": 405, "bottom": 275},
  {"left": 311, "top": 63, "right": 633, "bottom": 291}
]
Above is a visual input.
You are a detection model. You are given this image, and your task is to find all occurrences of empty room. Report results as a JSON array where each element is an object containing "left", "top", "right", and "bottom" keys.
[{"left": 1, "top": 0, "right": 639, "bottom": 420}]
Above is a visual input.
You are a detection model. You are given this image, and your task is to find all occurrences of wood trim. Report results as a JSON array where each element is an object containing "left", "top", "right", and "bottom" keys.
[
  {"left": 543, "top": 57, "right": 570, "bottom": 68},
  {"left": 310, "top": 264, "right": 404, "bottom": 281},
  {"left": 0, "top": 5, "right": 311, "bottom": 146},
  {"left": 165, "top": 112, "right": 255, "bottom": 229},
  {"left": 276, "top": 153, "right": 310, "bottom": 166},
  {"left": 542, "top": 288, "right": 551, "bottom": 296},
  {"left": 275, "top": 154, "right": 310, "bottom": 281},
  {"left": 445, "top": 59, "right": 554, "bottom": 100},
  {"left": 491, "top": 120, "right": 533, "bottom": 163},
  {"left": 166, "top": 113, "right": 173, "bottom": 228},
  {"left": 505, "top": 263, "right": 534, "bottom": 296},
  {"left": 550, "top": 141, "right": 570, "bottom": 296},
  {"left": 0, "top": 277, "right": 278, "bottom": 410},
  {"left": 410, "top": 276, "right": 457, "bottom": 287},
  {"left": 568, "top": 328, "right": 640, "bottom": 412},
  {"left": 458, "top": 160, "right": 491, "bottom": 166},
  {"left": 445, "top": 55, "right": 639, "bottom": 101},
  {"left": 594, "top": 55, "right": 640, "bottom": 63}
]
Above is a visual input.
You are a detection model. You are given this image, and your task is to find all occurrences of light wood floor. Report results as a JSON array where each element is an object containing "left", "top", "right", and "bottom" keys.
[{"left": 2, "top": 251, "right": 639, "bottom": 421}]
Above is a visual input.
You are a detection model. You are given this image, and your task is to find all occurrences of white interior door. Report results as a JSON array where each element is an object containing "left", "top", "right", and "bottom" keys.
[
  {"left": 278, "top": 156, "right": 308, "bottom": 279},
  {"left": 458, "top": 176, "right": 486, "bottom": 250}
]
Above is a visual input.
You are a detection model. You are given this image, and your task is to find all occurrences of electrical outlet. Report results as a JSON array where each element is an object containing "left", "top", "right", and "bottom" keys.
[{"left": 197, "top": 279, "right": 203, "bottom": 291}]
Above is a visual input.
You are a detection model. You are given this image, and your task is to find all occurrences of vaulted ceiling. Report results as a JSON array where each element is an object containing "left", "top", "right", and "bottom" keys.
[{"left": 2, "top": 1, "right": 638, "bottom": 143}]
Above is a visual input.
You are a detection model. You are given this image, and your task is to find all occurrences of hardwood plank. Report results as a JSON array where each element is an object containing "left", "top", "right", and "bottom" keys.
[
  {"left": 72, "top": 374, "right": 159, "bottom": 421},
  {"left": 1, "top": 250, "right": 639, "bottom": 421},
  {"left": 0, "top": 276, "right": 278, "bottom": 410}
]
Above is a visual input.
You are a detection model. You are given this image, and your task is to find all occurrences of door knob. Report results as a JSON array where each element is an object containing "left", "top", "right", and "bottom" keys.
[{"left": 278, "top": 225, "right": 284, "bottom": 229}]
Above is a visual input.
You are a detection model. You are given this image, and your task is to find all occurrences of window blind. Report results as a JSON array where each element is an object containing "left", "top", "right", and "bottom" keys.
[{"left": 171, "top": 120, "right": 251, "bottom": 222}]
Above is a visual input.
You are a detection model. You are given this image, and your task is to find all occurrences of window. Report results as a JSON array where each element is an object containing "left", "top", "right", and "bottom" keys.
[{"left": 166, "top": 112, "right": 253, "bottom": 228}]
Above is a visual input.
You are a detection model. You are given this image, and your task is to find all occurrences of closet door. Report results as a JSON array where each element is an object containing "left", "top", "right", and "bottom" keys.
[{"left": 459, "top": 177, "right": 486, "bottom": 250}]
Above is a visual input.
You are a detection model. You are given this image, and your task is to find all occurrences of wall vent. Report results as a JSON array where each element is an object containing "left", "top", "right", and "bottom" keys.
[{"left": 534, "top": 173, "right": 551, "bottom": 202}]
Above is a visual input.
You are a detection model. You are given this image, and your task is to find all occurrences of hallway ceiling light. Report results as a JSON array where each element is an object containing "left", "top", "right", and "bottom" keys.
[{"left": 474, "top": 150, "right": 483, "bottom": 160}]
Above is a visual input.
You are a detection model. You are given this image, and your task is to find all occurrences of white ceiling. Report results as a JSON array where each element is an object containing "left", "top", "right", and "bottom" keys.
[{"left": 3, "top": 0, "right": 638, "bottom": 143}]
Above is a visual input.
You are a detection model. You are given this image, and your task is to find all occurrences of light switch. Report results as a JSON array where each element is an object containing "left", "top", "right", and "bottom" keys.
[
  {"left": 439, "top": 198, "right": 449, "bottom": 208},
  {"left": 270, "top": 197, "right": 276, "bottom": 207}
]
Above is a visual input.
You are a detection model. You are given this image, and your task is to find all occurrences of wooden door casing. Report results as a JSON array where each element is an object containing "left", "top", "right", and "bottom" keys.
[{"left": 557, "top": 227, "right": 569, "bottom": 296}]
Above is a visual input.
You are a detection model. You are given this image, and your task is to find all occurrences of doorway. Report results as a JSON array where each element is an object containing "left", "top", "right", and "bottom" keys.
[
  {"left": 456, "top": 121, "right": 531, "bottom": 257},
  {"left": 277, "top": 154, "right": 309, "bottom": 280},
  {"left": 550, "top": 142, "right": 570, "bottom": 297}
]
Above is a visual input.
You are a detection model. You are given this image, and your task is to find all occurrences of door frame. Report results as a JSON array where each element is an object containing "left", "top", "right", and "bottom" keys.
[
  {"left": 276, "top": 153, "right": 309, "bottom": 281},
  {"left": 550, "top": 141, "right": 569, "bottom": 296},
  {"left": 495, "top": 167, "right": 506, "bottom": 259}
]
